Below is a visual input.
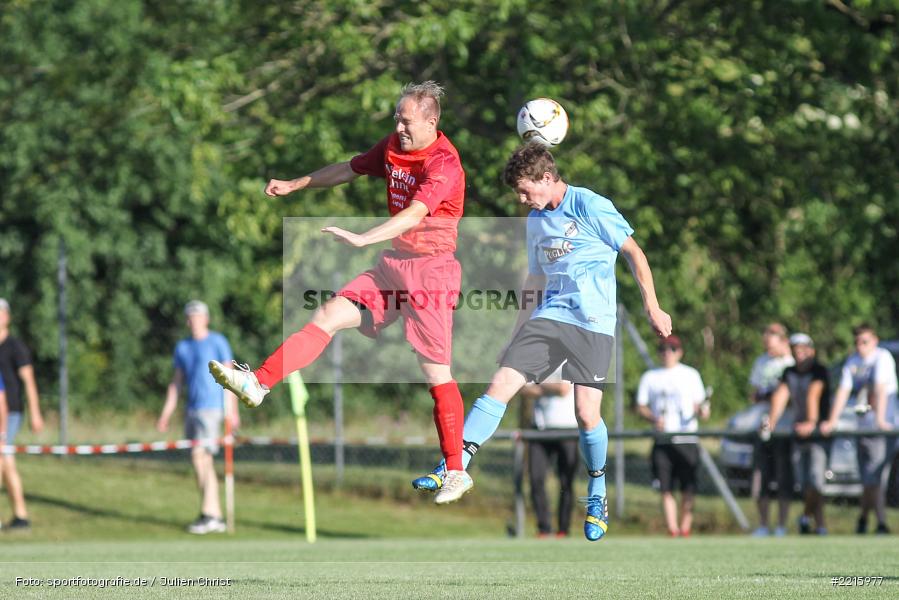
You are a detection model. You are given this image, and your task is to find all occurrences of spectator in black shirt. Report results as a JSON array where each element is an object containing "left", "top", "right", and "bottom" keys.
[
  {"left": 768, "top": 333, "right": 830, "bottom": 535},
  {"left": 0, "top": 298, "right": 44, "bottom": 530}
]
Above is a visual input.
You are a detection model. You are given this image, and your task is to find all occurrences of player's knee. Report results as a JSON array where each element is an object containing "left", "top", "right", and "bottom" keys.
[
  {"left": 575, "top": 409, "right": 600, "bottom": 430},
  {"left": 490, "top": 367, "right": 526, "bottom": 389},
  {"left": 426, "top": 376, "right": 450, "bottom": 387},
  {"left": 416, "top": 354, "right": 452, "bottom": 383},
  {"left": 313, "top": 297, "right": 361, "bottom": 333}
]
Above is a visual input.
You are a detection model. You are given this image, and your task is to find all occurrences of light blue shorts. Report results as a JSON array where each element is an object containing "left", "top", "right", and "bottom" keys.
[
  {"left": 6, "top": 411, "right": 23, "bottom": 442},
  {"left": 2, "top": 412, "right": 23, "bottom": 455}
]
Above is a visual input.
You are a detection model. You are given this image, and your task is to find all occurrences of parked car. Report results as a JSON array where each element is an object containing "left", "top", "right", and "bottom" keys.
[{"left": 720, "top": 340, "right": 899, "bottom": 503}]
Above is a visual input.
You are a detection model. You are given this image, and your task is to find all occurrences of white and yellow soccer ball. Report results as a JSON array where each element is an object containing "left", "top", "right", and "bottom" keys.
[{"left": 516, "top": 98, "right": 569, "bottom": 147}]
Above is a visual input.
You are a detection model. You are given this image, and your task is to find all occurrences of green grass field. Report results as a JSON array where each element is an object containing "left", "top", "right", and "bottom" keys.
[
  {"left": 1, "top": 455, "right": 897, "bottom": 598},
  {"left": 2, "top": 538, "right": 896, "bottom": 599}
]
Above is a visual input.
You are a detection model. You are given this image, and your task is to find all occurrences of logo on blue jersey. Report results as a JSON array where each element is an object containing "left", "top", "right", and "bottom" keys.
[
  {"left": 542, "top": 239, "right": 573, "bottom": 263},
  {"left": 564, "top": 220, "right": 579, "bottom": 237}
]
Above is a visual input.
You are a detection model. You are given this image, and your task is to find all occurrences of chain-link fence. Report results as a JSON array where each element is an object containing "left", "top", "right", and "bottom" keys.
[
  {"left": 6, "top": 425, "right": 899, "bottom": 538},
  {"left": 232, "top": 427, "right": 899, "bottom": 536}
]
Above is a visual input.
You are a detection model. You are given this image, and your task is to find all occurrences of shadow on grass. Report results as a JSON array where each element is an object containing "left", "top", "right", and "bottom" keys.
[
  {"left": 28, "top": 492, "right": 372, "bottom": 539},
  {"left": 236, "top": 518, "right": 372, "bottom": 539},
  {"left": 26, "top": 492, "right": 185, "bottom": 530}
]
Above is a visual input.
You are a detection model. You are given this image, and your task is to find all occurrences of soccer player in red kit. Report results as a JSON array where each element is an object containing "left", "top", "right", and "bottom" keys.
[{"left": 209, "top": 81, "right": 473, "bottom": 503}]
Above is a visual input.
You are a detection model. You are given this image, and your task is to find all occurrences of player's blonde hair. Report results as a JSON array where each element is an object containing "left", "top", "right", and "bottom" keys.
[{"left": 398, "top": 81, "right": 444, "bottom": 122}]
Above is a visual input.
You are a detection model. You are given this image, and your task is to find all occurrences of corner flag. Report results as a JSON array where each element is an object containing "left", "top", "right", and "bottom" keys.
[{"left": 288, "top": 370, "right": 316, "bottom": 543}]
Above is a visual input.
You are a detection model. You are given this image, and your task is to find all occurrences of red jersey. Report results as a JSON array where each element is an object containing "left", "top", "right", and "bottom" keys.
[{"left": 349, "top": 132, "right": 465, "bottom": 255}]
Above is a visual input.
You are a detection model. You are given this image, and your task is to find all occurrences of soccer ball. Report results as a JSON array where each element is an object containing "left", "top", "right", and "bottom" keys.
[{"left": 516, "top": 98, "right": 569, "bottom": 147}]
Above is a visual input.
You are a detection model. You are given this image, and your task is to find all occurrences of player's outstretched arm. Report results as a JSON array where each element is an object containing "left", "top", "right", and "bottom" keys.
[
  {"left": 265, "top": 161, "right": 359, "bottom": 196},
  {"left": 619, "top": 236, "right": 672, "bottom": 338},
  {"left": 321, "top": 200, "right": 429, "bottom": 247}
]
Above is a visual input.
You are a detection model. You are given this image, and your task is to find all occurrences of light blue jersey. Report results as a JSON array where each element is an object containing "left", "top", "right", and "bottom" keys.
[
  {"left": 527, "top": 185, "right": 634, "bottom": 335},
  {"left": 174, "top": 332, "right": 234, "bottom": 411}
]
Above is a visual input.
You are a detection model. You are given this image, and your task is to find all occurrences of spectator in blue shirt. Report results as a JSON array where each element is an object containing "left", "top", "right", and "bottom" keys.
[{"left": 157, "top": 301, "right": 238, "bottom": 534}]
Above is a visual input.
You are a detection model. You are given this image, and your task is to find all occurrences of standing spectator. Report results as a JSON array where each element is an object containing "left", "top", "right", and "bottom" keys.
[
  {"left": 636, "top": 335, "right": 709, "bottom": 537},
  {"left": 0, "top": 297, "right": 44, "bottom": 530},
  {"left": 0, "top": 371, "right": 5, "bottom": 534},
  {"left": 749, "top": 324, "right": 795, "bottom": 402},
  {"left": 519, "top": 366, "right": 579, "bottom": 538},
  {"left": 157, "top": 301, "right": 239, "bottom": 535},
  {"left": 821, "top": 324, "right": 896, "bottom": 534},
  {"left": 748, "top": 322, "right": 795, "bottom": 536},
  {"left": 767, "top": 333, "right": 830, "bottom": 535},
  {"left": 0, "top": 372, "right": 7, "bottom": 459}
]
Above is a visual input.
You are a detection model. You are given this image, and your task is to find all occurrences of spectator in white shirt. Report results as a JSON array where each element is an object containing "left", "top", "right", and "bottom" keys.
[
  {"left": 636, "top": 335, "right": 709, "bottom": 537},
  {"left": 821, "top": 324, "right": 897, "bottom": 535}
]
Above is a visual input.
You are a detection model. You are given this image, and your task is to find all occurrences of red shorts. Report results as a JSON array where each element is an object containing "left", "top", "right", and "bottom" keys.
[{"left": 337, "top": 251, "right": 461, "bottom": 364}]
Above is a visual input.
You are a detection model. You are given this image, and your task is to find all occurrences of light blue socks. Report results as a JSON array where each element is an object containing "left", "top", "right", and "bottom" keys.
[
  {"left": 579, "top": 420, "right": 608, "bottom": 497},
  {"left": 460, "top": 394, "right": 507, "bottom": 469}
]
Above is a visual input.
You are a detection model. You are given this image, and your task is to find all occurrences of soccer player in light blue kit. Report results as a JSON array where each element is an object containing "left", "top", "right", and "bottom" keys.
[{"left": 414, "top": 143, "right": 672, "bottom": 539}]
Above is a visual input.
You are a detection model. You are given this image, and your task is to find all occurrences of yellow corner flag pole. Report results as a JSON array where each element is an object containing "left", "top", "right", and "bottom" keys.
[{"left": 288, "top": 371, "right": 316, "bottom": 543}]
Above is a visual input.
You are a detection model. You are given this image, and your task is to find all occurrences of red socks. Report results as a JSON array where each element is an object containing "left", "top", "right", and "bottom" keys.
[
  {"left": 254, "top": 323, "right": 332, "bottom": 389},
  {"left": 430, "top": 381, "right": 464, "bottom": 471},
  {"left": 255, "top": 325, "right": 464, "bottom": 473}
]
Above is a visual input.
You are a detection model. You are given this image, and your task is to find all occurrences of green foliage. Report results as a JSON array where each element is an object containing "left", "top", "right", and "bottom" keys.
[{"left": 1, "top": 0, "right": 897, "bottom": 419}]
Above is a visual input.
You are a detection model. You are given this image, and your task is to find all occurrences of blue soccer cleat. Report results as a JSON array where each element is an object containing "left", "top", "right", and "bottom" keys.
[
  {"left": 411, "top": 460, "right": 447, "bottom": 492},
  {"left": 583, "top": 496, "right": 609, "bottom": 541}
]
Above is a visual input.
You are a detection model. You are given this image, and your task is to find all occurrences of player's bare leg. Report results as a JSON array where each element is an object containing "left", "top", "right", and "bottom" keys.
[
  {"left": 210, "top": 297, "right": 362, "bottom": 407},
  {"left": 874, "top": 485, "right": 888, "bottom": 532},
  {"left": 680, "top": 491, "right": 695, "bottom": 536},
  {"left": 484, "top": 367, "right": 530, "bottom": 403},
  {"left": 187, "top": 446, "right": 225, "bottom": 535},
  {"left": 2, "top": 455, "right": 28, "bottom": 524},
  {"left": 755, "top": 495, "right": 771, "bottom": 536},
  {"left": 192, "top": 446, "right": 221, "bottom": 520},
  {"left": 854, "top": 483, "right": 887, "bottom": 533},
  {"left": 308, "top": 296, "right": 364, "bottom": 336},
  {"left": 776, "top": 497, "right": 790, "bottom": 536},
  {"left": 810, "top": 489, "right": 826, "bottom": 533},
  {"left": 662, "top": 492, "right": 680, "bottom": 536}
]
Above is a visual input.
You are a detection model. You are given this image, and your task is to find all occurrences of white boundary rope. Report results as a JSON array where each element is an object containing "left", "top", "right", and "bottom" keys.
[{"left": 0, "top": 435, "right": 292, "bottom": 456}]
